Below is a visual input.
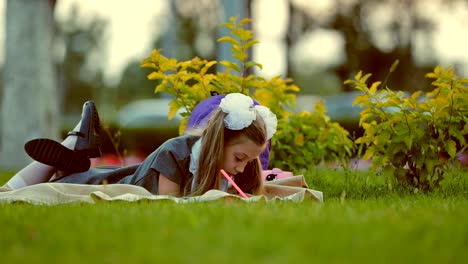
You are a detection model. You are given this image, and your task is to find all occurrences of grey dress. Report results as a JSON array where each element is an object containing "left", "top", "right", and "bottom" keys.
[{"left": 53, "top": 135, "right": 200, "bottom": 195}]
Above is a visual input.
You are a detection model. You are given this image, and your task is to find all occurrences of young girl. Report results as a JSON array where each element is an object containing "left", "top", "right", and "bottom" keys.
[
  {"left": 5, "top": 93, "right": 277, "bottom": 197},
  {"left": 186, "top": 93, "right": 272, "bottom": 170}
]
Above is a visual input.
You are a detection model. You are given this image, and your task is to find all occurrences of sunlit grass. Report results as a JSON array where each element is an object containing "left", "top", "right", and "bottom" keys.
[
  {"left": 1, "top": 196, "right": 467, "bottom": 263},
  {"left": 305, "top": 167, "right": 468, "bottom": 199},
  {"left": 1, "top": 168, "right": 467, "bottom": 263}
]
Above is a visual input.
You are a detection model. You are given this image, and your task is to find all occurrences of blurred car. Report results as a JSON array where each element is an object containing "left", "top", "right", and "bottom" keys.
[
  {"left": 295, "top": 92, "right": 363, "bottom": 136},
  {"left": 117, "top": 98, "right": 183, "bottom": 129},
  {"left": 113, "top": 98, "right": 183, "bottom": 156}
]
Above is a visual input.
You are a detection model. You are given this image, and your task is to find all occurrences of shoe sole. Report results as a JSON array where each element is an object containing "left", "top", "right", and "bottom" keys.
[{"left": 25, "top": 139, "right": 90, "bottom": 173}]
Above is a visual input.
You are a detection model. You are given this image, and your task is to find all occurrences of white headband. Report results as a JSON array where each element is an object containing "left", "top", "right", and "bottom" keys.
[{"left": 219, "top": 93, "right": 277, "bottom": 139}]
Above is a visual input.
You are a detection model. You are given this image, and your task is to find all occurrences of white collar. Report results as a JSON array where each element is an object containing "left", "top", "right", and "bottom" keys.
[{"left": 189, "top": 138, "right": 201, "bottom": 177}]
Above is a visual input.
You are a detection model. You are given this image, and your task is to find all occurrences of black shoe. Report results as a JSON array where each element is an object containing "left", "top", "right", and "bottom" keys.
[
  {"left": 68, "top": 100, "right": 102, "bottom": 158},
  {"left": 24, "top": 139, "right": 91, "bottom": 173}
]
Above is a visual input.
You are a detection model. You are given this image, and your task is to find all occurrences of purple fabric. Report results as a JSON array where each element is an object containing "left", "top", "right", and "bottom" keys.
[{"left": 186, "top": 94, "right": 271, "bottom": 170}]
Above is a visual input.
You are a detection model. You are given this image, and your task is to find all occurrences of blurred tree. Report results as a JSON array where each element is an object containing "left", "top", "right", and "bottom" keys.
[
  {"left": 328, "top": 0, "right": 435, "bottom": 92},
  {"left": 0, "top": 66, "right": 3, "bottom": 100},
  {"left": 55, "top": 4, "right": 109, "bottom": 114},
  {"left": 1, "top": 0, "right": 59, "bottom": 169},
  {"left": 286, "top": 0, "right": 315, "bottom": 79},
  {"left": 151, "top": 0, "right": 221, "bottom": 61},
  {"left": 138, "top": 0, "right": 223, "bottom": 99},
  {"left": 130, "top": 0, "right": 464, "bottom": 98},
  {"left": 285, "top": 0, "right": 343, "bottom": 95},
  {"left": 217, "top": 0, "right": 250, "bottom": 73},
  {"left": 159, "top": 0, "right": 178, "bottom": 59},
  {"left": 286, "top": 0, "right": 439, "bottom": 93},
  {"left": 116, "top": 0, "right": 221, "bottom": 106},
  {"left": 114, "top": 60, "right": 155, "bottom": 107}
]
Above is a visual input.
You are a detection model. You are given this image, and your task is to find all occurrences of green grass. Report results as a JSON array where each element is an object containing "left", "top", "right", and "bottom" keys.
[{"left": 1, "top": 169, "right": 467, "bottom": 263}]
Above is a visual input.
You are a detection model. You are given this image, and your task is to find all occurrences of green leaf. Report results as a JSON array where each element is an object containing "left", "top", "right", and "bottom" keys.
[
  {"left": 147, "top": 71, "right": 165, "bottom": 80},
  {"left": 361, "top": 73, "right": 372, "bottom": 83},
  {"left": 217, "top": 36, "right": 238, "bottom": 45},
  {"left": 237, "top": 28, "right": 253, "bottom": 41},
  {"left": 294, "top": 133, "right": 304, "bottom": 146},
  {"left": 200, "top": 61, "right": 217, "bottom": 75},
  {"left": 221, "top": 21, "right": 235, "bottom": 31},
  {"left": 239, "top": 17, "right": 252, "bottom": 26},
  {"left": 353, "top": 95, "right": 368, "bottom": 107},
  {"left": 155, "top": 80, "right": 168, "bottom": 93},
  {"left": 244, "top": 40, "right": 259, "bottom": 49},
  {"left": 355, "top": 71, "right": 362, "bottom": 81},
  {"left": 362, "top": 147, "right": 374, "bottom": 161},
  {"left": 403, "top": 136, "right": 413, "bottom": 150},
  {"left": 140, "top": 61, "right": 156, "bottom": 69},
  {"left": 411, "top": 90, "right": 422, "bottom": 100},
  {"left": 446, "top": 139, "right": 457, "bottom": 158},
  {"left": 168, "top": 100, "right": 180, "bottom": 120},
  {"left": 425, "top": 159, "right": 437, "bottom": 175},
  {"left": 369, "top": 81, "right": 381, "bottom": 95},
  {"left": 219, "top": 61, "right": 241, "bottom": 73}
]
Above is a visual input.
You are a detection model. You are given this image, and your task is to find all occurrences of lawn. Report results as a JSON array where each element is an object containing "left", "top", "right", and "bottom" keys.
[{"left": 1, "top": 169, "right": 467, "bottom": 264}]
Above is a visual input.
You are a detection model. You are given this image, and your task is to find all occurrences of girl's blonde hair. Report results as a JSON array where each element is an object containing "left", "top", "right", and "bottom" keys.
[{"left": 184, "top": 108, "right": 267, "bottom": 196}]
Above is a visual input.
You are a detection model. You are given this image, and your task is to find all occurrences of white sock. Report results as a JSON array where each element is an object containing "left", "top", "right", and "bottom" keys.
[
  {"left": 6, "top": 161, "right": 57, "bottom": 189},
  {"left": 6, "top": 176, "right": 28, "bottom": 189},
  {"left": 61, "top": 121, "right": 82, "bottom": 149}
]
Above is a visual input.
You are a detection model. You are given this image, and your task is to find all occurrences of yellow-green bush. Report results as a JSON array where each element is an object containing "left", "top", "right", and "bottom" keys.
[{"left": 348, "top": 65, "right": 468, "bottom": 190}]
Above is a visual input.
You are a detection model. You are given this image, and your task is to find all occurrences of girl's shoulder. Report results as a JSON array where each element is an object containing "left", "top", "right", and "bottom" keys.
[
  {"left": 147, "top": 135, "right": 200, "bottom": 166},
  {"left": 159, "top": 135, "right": 200, "bottom": 152}
]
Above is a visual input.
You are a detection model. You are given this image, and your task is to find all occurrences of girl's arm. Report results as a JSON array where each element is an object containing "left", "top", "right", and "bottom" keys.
[{"left": 158, "top": 174, "right": 181, "bottom": 196}]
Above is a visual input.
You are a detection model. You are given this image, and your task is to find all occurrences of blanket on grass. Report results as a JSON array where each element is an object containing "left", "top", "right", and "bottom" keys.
[{"left": 0, "top": 176, "right": 323, "bottom": 205}]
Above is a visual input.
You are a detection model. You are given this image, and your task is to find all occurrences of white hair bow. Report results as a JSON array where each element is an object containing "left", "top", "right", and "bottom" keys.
[{"left": 219, "top": 93, "right": 277, "bottom": 139}]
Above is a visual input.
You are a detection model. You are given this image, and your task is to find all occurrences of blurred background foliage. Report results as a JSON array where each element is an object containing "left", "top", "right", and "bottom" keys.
[
  {"left": 48, "top": 0, "right": 466, "bottom": 111},
  {"left": 1, "top": 0, "right": 468, "bottom": 166}
]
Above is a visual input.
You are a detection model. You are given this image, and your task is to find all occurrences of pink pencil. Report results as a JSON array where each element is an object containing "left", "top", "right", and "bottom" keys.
[{"left": 220, "top": 169, "right": 248, "bottom": 199}]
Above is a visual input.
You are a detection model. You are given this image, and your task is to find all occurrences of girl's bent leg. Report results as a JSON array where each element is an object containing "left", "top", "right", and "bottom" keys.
[
  {"left": 7, "top": 100, "right": 102, "bottom": 190},
  {"left": 5, "top": 162, "right": 57, "bottom": 189},
  {"left": 5, "top": 123, "right": 82, "bottom": 190}
]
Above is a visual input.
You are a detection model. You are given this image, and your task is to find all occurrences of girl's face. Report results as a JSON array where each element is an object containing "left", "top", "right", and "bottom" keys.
[{"left": 222, "top": 137, "right": 265, "bottom": 177}]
